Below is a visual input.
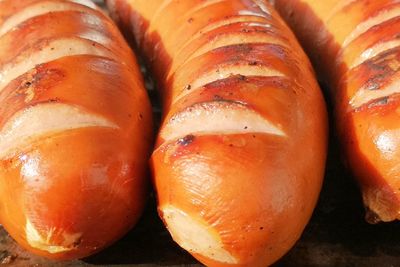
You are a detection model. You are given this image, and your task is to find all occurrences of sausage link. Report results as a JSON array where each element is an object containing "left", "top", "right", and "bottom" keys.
[
  {"left": 273, "top": 0, "right": 400, "bottom": 223},
  {"left": 0, "top": 0, "right": 152, "bottom": 260},
  {"left": 108, "top": 0, "right": 327, "bottom": 265}
]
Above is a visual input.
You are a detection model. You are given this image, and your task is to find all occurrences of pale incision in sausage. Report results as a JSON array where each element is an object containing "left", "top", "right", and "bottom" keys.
[
  {"left": 273, "top": 0, "right": 400, "bottom": 223},
  {"left": 0, "top": 0, "right": 152, "bottom": 260},
  {"left": 108, "top": 0, "right": 328, "bottom": 266}
]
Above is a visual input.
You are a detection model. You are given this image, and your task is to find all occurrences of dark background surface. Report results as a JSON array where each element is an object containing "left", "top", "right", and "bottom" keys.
[{"left": 2, "top": 0, "right": 400, "bottom": 266}]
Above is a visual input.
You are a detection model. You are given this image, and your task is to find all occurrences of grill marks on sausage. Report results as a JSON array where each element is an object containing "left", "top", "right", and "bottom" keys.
[
  {"left": 350, "top": 74, "right": 400, "bottom": 109},
  {"left": 177, "top": 15, "right": 271, "bottom": 51},
  {"left": 152, "top": 1, "right": 293, "bottom": 144},
  {"left": 183, "top": 27, "right": 287, "bottom": 64},
  {"left": 0, "top": 0, "right": 127, "bottom": 158},
  {"left": 160, "top": 101, "right": 285, "bottom": 143},
  {"left": 0, "top": 1, "right": 93, "bottom": 36},
  {"left": 0, "top": 37, "right": 113, "bottom": 93},
  {"left": 173, "top": 64, "right": 284, "bottom": 105},
  {"left": 0, "top": 11, "right": 115, "bottom": 58},
  {"left": 342, "top": 5, "right": 400, "bottom": 48},
  {"left": 350, "top": 40, "right": 400, "bottom": 69},
  {"left": 166, "top": 18, "right": 285, "bottom": 80},
  {"left": 341, "top": 16, "right": 400, "bottom": 69},
  {"left": 346, "top": 49, "right": 400, "bottom": 109},
  {"left": 328, "top": 2, "right": 400, "bottom": 110}
]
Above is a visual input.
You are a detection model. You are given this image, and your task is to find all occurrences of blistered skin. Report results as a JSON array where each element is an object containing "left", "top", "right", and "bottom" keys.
[
  {"left": 108, "top": 0, "right": 327, "bottom": 266},
  {"left": 273, "top": 0, "right": 400, "bottom": 223},
  {"left": 0, "top": 0, "right": 152, "bottom": 260}
]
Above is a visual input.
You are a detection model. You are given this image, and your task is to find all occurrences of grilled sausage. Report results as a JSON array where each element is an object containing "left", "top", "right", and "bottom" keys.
[
  {"left": 108, "top": 0, "right": 327, "bottom": 265},
  {"left": 0, "top": 0, "right": 152, "bottom": 260},
  {"left": 273, "top": 0, "right": 400, "bottom": 223}
]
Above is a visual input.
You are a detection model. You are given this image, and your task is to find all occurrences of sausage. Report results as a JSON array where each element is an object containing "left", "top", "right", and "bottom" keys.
[
  {"left": 107, "top": 0, "right": 327, "bottom": 265},
  {"left": 0, "top": 0, "right": 152, "bottom": 260},
  {"left": 272, "top": 0, "right": 400, "bottom": 223}
]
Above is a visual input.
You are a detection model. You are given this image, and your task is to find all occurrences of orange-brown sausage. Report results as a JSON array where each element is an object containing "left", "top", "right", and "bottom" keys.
[
  {"left": 0, "top": 0, "right": 152, "bottom": 260},
  {"left": 273, "top": 0, "right": 400, "bottom": 223},
  {"left": 108, "top": 0, "right": 327, "bottom": 265}
]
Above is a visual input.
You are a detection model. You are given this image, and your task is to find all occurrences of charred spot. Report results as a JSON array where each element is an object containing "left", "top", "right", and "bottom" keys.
[
  {"left": 214, "top": 43, "right": 253, "bottom": 55},
  {"left": 48, "top": 98, "right": 60, "bottom": 103},
  {"left": 204, "top": 75, "right": 249, "bottom": 91},
  {"left": 72, "top": 238, "right": 82, "bottom": 248},
  {"left": 236, "top": 43, "right": 254, "bottom": 53},
  {"left": 248, "top": 61, "right": 258, "bottom": 66},
  {"left": 16, "top": 75, "right": 38, "bottom": 96},
  {"left": 18, "top": 68, "right": 63, "bottom": 88},
  {"left": 238, "top": 74, "right": 246, "bottom": 81},
  {"left": 367, "top": 96, "right": 389, "bottom": 108},
  {"left": 366, "top": 50, "right": 400, "bottom": 72},
  {"left": 365, "top": 60, "right": 388, "bottom": 72},
  {"left": 24, "top": 81, "right": 32, "bottom": 87},
  {"left": 363, "top": 73, "right": 387, "bottom": 91},
  {"left": 244, "top": 126, "right": 248, "bottom": 129},
  {"left": 15, "top": 67, "right": 65, "bottom": 101},
  {"left": 365, "top": 81, "right": 380, "bottom": 91},
  {"left": 184, "top": 84, "right": 191, "bottom": 91},
  {"left": 177, "top": 135, "right": 195, "bottom": 146}
]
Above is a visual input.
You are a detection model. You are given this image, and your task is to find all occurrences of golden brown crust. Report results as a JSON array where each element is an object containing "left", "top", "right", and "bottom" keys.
[
  {"left": 108, "top": 0, "right": 327, "bottom": 265},
  {"left": 274, "top": 0, "right": 400, "bottom": 222},
  {"left": 0, "top": 0, "right": 152, "bottom": 260}
]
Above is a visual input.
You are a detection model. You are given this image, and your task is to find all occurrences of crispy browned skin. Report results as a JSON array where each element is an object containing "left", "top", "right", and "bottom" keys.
[
  {"left": 108, "top": 0, "right": 328, "bottom": 266},
  {"left": 0, "top": 0, "right": 152, "bottom": 260},
  {"left": 273, "top": 0, "right": 400, "bottom": 223}
]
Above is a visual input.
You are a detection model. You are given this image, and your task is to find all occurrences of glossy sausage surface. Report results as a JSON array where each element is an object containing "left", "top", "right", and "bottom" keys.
[
  {"left": 108, "top": 0, "right": 328, "bottom": 265},
  {"left": 273, "top": 0, "right": 400, "bottom": 223},
  {"left": 0, "top": 0, "right": 152, "bottom": 260}
]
